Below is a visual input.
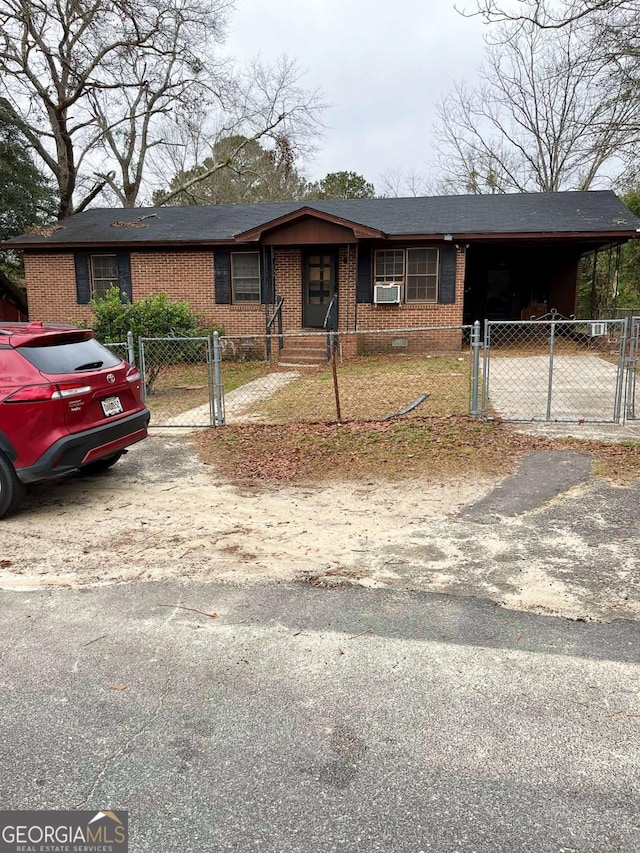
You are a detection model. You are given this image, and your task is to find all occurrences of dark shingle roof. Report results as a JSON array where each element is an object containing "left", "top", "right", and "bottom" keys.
[{"left": 4, "top": 190, "right": 639, "bottom": 248}]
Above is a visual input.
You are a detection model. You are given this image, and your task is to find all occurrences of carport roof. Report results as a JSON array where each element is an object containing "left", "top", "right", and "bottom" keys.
[{"left": 4, "top": 189, "right": 639, "bottom": 248}]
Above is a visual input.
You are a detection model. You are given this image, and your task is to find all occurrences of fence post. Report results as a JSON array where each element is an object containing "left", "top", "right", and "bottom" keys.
[
  {"left": 481, "top": 319, "right": 490, "bottom": 416},
  {"left": 213, "top": 331, "right": 225, "bottom": 426},
  {"left": 139, "top": 337, "right": 147, "bottom": 403},
  {"left": 470, "top": 320, "right": 481, "bottom": 418},
  {"left": 626, "top": 317, "right": 639, "bottom": 421},
  {"left": 546, "top": 321, "right": 555, "bottom": 421},
  {"left": 126, "top": 330, "right": 135, "bottom": 367},
  {"left": 206, "top": 335, "right": 215, "bottom": 427},
  {"left": 615, "top": 317, "right": 629, "bottom": 423}
]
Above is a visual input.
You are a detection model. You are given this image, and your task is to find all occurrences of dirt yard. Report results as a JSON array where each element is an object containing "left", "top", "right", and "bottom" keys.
[{"left": 1, "top": 431, "right": 639, "bottom": 625}]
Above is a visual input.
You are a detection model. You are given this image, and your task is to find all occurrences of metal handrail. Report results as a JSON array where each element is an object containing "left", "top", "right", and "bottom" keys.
[
  {"left": 323, "top": 294, "right": 338, "bottom": 361},
  {"left": 322, "top": 294, "right": 338, "bottom": 331},
  {"left": 265, "top": 297, "right": 284, "bottom": 363},
  {"left": 266, "top": 296, "right": 284, "bottom": 332}
]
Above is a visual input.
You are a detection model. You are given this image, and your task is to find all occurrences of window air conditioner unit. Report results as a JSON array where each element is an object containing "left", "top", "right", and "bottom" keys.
[
  {"left": 373, "top": 283, "right": 402, "bottom": 304},
  {"left": 590, "top": 322, "right": 607, "bottom": 337}
]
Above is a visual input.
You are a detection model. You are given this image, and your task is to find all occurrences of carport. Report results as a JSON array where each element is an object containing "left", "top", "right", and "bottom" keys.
[
  {"left": 460, "top": 191, "right": 636, "bottom": 324},
  {"left": 463, "top": 241, "right": 592, "bottom": 322}
]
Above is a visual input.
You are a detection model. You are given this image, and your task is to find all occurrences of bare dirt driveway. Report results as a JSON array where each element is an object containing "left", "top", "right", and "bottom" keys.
[{"left": 1, "top": 432, "right": 639, "bottom": 625}]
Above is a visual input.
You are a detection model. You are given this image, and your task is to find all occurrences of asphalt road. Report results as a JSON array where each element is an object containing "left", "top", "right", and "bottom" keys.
[{"left": 1, "top": 580, "right": 639, "bottom": 852}]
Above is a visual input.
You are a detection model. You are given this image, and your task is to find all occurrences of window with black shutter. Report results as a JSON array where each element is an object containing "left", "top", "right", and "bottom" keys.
[{"left": 74, "top": 251, "right": 132, "bottom": 303}]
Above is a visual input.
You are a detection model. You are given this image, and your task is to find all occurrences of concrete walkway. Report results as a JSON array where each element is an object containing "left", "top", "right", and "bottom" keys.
[{"left": 151, "top": 370, "right": 300, "bottom": 432}]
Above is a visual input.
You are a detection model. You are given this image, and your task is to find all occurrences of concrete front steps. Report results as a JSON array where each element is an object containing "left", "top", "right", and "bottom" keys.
[{"left": 276, "top": 333, "right": 329, "bottom": 368}]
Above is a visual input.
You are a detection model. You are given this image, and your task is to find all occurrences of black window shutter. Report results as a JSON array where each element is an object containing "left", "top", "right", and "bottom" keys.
[
  {"left": 260, "top": 247, "right": 274, "bottom": 304},
  {"left": 356, "top": 246, "right": 373, "bottom": 303},
  {"left": 74, "top": 252, "right": 90, "bottom": 304},
  {"left": 215, "top": 250, "right": 231, "bottom": 304},
  {"left": 438, "top": 246, "right": 456, "bottom": 304},
  {"left": 116, "top": 252, "right": 132, "bottom": 302}
]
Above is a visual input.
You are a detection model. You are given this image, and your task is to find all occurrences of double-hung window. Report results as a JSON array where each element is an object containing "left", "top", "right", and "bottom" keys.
[
  {"left": 374, "top": 248, "right": 439, "bottom": 303},
  {"left": 90, "top": 254, "right": 119, "bottom": 299},
  {"left": 231, "top": 252, "right": 261, "bottom": 303}
]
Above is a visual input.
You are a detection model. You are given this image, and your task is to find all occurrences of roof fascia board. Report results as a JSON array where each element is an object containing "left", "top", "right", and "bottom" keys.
[
  {"left": 387, "top": 231, "right": 639, "bottom": 242},
  {"left": 234, "top": 206, "right": 386, "bottom": 242}
]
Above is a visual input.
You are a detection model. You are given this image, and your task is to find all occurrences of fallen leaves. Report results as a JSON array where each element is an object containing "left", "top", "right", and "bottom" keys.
[{"left": 194, "top": 415, "right": 640, "bottom": 487}]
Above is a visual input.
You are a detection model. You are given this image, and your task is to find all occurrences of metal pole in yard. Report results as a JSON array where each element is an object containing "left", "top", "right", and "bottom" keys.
[
  {"left": 470, "top": 320, "right": 481, "bottom": 418},
  {"left": 213, "top": 331, "right": 225, "bottom": 426},
  {"left": 331, "top": 335, "right": 342, "bottom": 424},
  {"left": 546, "top": 321, "right": 555, "bottom": 421},
  {"left": 127, "top": 330, "right": 135, "bottom": 366}
]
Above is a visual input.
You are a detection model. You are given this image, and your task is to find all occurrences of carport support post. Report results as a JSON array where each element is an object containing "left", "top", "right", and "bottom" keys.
[
  {"left": 213, "top": 331, "right": 225, "bottom": 426},
  {"left": 470, "top": 321, "right": 481, "bottom": 418}
]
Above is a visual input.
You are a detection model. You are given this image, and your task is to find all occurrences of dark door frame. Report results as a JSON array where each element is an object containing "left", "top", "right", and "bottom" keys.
[{"left": 302, "top": 250, "right": 338, "bottom": 328}]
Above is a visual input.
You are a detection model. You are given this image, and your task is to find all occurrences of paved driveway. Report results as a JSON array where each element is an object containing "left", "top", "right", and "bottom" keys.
[
  {"left": 1, "top": 581, "right": 639, "bottom": 852},
  {"left": 487, "top": 354, "right": 623, "bottom": 422},
  {"left": 1, "top": 438, "right": 640, "bottom": 850}
]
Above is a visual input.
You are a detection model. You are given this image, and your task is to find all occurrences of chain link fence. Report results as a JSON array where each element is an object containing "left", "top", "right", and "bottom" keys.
[
  {"left": 109, "top": 318, "right": 640, "bottom": 428},
  {"left": 139, "top": 336, "right": 215, "bottom": 428},
  {"left": 103, "top": 341, "right": 129, "bottom": 363},
  {"left": 101, "top": 331, "right": 135, "bottom": 366},
  {"left": 216, "top": 326, "right": 474, "bottom": 425},
  {"left": 482, "top": 318, "right": 628, "bottom": 423}
]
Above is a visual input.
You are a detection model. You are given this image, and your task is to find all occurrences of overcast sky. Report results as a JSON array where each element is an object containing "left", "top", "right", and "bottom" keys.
[{"left": 224, "top": 0, "right": 488, "bottom": 191}]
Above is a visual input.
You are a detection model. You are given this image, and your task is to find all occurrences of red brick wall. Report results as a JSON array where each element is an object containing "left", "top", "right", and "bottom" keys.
[
  {"left": 23, "top": 244, "right": 465, "bottom": 342},
  {"left": 349, "top": 246, "right": 466, "bottom": 356},
  {"left": 274, "top": 248, "right": 303, "bottom": 330},
  {"left": 24, "top": 253, "right": 93, "bottom": 325},
  {"left": 354, "top": 245, "right": 465, "bottom": 330},
  {"left": 24, "top": 249, "right": 264, "bottom": 335},
  {"left": 130, "top": 251, "right": 266, "bottom": 335}
]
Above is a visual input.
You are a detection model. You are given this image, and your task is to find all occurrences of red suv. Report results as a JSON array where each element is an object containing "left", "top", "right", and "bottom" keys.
[{"left": 0, "top": 321, "right": 150, "bottom": 518}]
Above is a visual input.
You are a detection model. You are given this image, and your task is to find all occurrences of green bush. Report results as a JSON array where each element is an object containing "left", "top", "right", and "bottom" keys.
[{"left": 87, "top": 287, "right": 224, "bottom": 393}]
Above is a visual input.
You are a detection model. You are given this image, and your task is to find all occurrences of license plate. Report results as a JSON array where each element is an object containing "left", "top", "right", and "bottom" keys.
[{"left": 101, "top": 395, "right": 123, "bottom": 417}]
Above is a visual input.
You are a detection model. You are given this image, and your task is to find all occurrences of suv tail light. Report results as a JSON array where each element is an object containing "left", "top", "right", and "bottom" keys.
[
  {"left": 126, "top": 367, "right": 141, "bottom": 382},
  {"left": 4, "top": 383, "right": 92, "bottom": 403}
]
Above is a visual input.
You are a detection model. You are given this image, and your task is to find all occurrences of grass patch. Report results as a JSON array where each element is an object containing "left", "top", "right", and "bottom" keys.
[
  {"left": 256, "top": 355, "right": 471, "bottom": 423},
  {"left": 194, "top": 416, "right": 640, "bottom": 486}
]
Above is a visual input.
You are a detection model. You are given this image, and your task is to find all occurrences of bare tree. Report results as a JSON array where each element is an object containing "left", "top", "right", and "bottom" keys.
[
  {"left": 432, "top": 18, "right": 639, "bottom": 193},
  {"left": 153, "top": 134, "right": 308, "bottom": 205},
  {"left": 152, "top": 56, "right": 325, "bottom": 206},
  {"left": 459, "top": 0, "right": 636, "bottom": 28},
  {"left": 377, "top": 168, "right": 430, "bottom": 198},
  {"left": 0, "top": 0, "right": 324, "bottom": 218}
]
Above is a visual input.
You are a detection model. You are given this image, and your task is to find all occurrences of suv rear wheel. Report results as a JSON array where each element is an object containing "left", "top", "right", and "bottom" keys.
[{"left": 0, "top": 452, "right": 26, "bottom": 519}]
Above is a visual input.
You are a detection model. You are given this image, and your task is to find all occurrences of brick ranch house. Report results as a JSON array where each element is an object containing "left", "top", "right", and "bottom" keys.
[{"left": 4, "top": 190, "right": 639, "bottom": 358}]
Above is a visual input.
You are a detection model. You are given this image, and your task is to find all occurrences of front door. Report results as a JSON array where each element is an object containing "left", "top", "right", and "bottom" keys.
[{"left": 303, "top": 252, "right": 337, "bottom": 328}]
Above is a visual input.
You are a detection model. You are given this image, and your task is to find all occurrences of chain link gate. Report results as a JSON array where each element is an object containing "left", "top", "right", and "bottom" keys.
[
  {"left": 139, "top": 336, "right": 218, "bottom": 427},
  {"left": 625, "top": 317, "right": 640, "bottom": 421},
  {"left": 482, "top": 318, "right": 628, "bottom": 423}
]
